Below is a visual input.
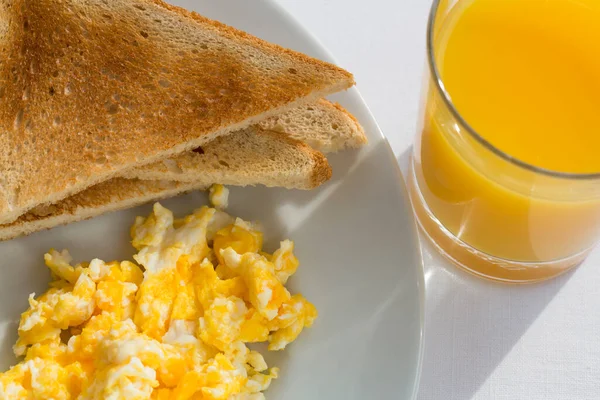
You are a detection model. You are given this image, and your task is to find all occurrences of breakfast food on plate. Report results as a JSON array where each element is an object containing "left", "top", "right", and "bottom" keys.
[
  {"left": 0, "top": 0, "right": 364, "bottom": 395},
  {"left": 0, "top": 0, "right": 355, "bottom": 225},
  {"left": 0, "top": 0, "right": 362, "bottom": 396},
  {"left": 0, "top": 188, "right": 317, "bottom": 398},
  {"left": 0, "top": 99, "right": 367, "bottom": 241}
]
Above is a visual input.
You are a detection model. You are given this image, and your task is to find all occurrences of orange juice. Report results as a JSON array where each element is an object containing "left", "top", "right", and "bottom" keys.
[
  {"left": 440, "top": 0, "right": 600, "bottom": 174},
  {"left": 411, "top": 0, "right": 600, "bottom": 281}
]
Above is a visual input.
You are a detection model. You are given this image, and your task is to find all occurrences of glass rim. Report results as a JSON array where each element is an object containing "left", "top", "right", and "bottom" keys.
[{"left": 426, "top": 0, "right": 600, "bottom": 180}]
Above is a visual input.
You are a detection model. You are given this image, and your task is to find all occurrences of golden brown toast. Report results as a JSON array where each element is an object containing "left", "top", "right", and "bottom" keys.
[{"left": 0, "top": 0, "right": 354, "bottom": 224}]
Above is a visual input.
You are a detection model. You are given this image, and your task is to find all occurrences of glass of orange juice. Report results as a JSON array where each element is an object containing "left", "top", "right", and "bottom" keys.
[{"left": 409, "top": 0, "right": 600, "bottom": 283}]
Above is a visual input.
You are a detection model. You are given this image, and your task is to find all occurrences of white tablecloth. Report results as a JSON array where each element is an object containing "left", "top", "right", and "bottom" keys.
[{"left": 276, "top": 0, "right": 600, "bottom": 399}]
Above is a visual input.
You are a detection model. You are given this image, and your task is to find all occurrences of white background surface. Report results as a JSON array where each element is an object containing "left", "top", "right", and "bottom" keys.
[{"left": 275, "top": 0, "right": 600, "bottom": 399}]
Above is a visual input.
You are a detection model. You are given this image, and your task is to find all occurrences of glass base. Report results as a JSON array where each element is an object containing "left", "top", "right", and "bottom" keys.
[{"left": 408, "top": 158, "right": 589, "bottom": 284}]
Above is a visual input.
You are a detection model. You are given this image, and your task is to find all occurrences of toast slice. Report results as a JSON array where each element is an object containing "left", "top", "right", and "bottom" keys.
[
  {"left": 0, "top": 0, "right": 354, "bottom": 224},
  {"left": 258, "top": 98, "right": 367, "bottom": 153},
  {"left": 126, "top": 98, "right": 367, "bottom": 182},
  {"left": 0, "top": 127, "right": 331, "bottom": 241}
]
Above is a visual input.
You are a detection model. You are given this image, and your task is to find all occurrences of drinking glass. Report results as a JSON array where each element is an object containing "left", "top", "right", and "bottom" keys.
[{"left": 408, "top": 0, "right": 600, "bottom": 283}]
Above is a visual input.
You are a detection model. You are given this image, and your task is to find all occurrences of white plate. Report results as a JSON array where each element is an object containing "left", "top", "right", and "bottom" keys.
[{"left": 0, "top": 1, "right": 424, "bottom": 398}]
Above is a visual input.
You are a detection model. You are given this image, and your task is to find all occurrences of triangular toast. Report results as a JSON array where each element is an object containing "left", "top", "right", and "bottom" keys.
[{"left": 0, "top": 0, "right": 354, "bottom": 224}]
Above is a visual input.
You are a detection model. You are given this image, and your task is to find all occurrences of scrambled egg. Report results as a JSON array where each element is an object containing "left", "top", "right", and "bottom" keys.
[
  {"left": 209, "top": 185, "right": 229, "bottom": 210},
  {"left": 0, "top": 185, "right": 317, "bottom": 399}
]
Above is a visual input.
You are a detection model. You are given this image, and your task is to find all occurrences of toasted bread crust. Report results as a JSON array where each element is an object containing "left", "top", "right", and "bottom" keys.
[
  {"left": 0, "top": 0, "right": 354, "bottom": 224},
  {"left": 310, "top": 149, "right": 333, "bottom": 188},
  {"left": 13, "top": 179, "right": 181, "bottom": 224},
  {"left": 0, "top": 178, "right": 197, "bottom": 240}
]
